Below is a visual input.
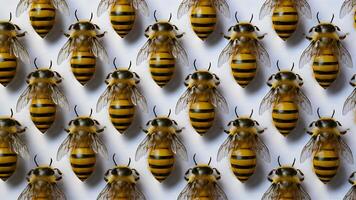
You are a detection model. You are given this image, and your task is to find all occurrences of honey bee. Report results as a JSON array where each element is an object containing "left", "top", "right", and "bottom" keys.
[
  {"left": 259, "top": 0, "right": 312, "bottom": 40},
  {"left": 136, "top": 11, "right": 188, "bottom": 88},
  {"left": 177, "top": 0, "right": 230, "bottom": 40},
  {"left": 259, "top": 61, "right": 312, "bottom": 136},
  {"left": 97, "top": 154, "right": 146, "bottom": 200},
  {"left": 340, "top": 0, "right": 356, "bottom": 28},
  {"left": 0, "top": 13, "right": 29, "bottom": 87},
  {"left": 57, "top": 106, "right": 107, "bottom": 182},
  {"left": 217, "top": 107, "right": 270, "bottom": 182},
  {"left": 344, "top": 172, "right": 356, "bottom": 200},
  {"left": 299, "top": 13, "right": 352, "bottom": 89},
  {"left": 97, "top": 0, "right": 149, "bottom": 38},
  {"left": 16, "top": 0, "right": 69, "bottom": 38},
  {"left": 16, "top": 58, "right": 68, "bottom": 133},
  {"left": 178, "top": 154, "right": 227, "bottom": 200},
  {"left": 218, "top": 12, "right": 270, "bottom": 88},
  {"left": 57, "top": 10, "right": 108, "bottom": 86},
  {"left": 300, "top": 108, "right": 354, "bottom": 183},
  {"left": 96, "top": 58, "right": 147, "bottom": 134},
  {"left": 18, "top": 155, "right": 65, "bottom": 200},
  {"left": 0, "top": 109, "right": 28, "bottom": 181},
  {"left": 176, "top": 60, "right": 228, "bottom": 135},
  {"left": 262, "top": 156, "right": 310, "bottom": 200},
  {"left": 135, "top": 106, "right": 187, "bottom": 182},
  {"left": 343, "top": 75, "right": 356, "bottom": 116}
]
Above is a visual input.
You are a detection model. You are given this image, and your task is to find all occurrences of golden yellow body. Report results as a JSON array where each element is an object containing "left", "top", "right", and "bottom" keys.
[
  {"left": 190, "top": 0, "right": 217, "bottom": 40},
  {"left": 272, "top": 0, "right": 298, "bottom": 40},
  {"left": 29, "top": 0, "right": 56, "bottom": 38}
]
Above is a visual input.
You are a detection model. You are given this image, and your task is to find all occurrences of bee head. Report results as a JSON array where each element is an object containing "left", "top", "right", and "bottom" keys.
[
  {"left": 233, "top": 118, "right": 255, "bottom": 128},
  {"left": 0, "top": 118, "right": 17, "bottom": 127},
  {"left": 110, "top": 167, "right": 133, "bottom": 177},
  {"left": 192, "top": 165, "right": 214, "bottom": 176},
  {"left": 315, "top": 108, "right": 338, "bottom": 128},
  {"left": 313, "top": 12, "right": 338, "bottom": 33},
  {"left": 274, "top": 156, "right": 298, "bottom": 177},
  {"left": 69, "top": 106, "right": 98, "bottom": 127},
  {"left": 148, "top": 106, "right": 174, "bottom": 127},
  {"left": 70, "top": 10, "right": 98, "bottom": 31},
  {"left": 151, "top": 10, "right": 174, "bottom": 32},
  {"left": 30, "top": 58, "right": 56, "bottom": 79},
  {"left": 111, "top": 70, "right": 134, "bottom": 80},
  {"left": 0, "top": 13, "right": 18, "bottom": 31},
  {"left": 232, "top": 13, "right": 256, "bottom": 33},
  {"left": 191, "top": 59, "right": 214, "bottom": 81},
  {"left": 274, "top": 71, "right": 297, "bottom": 81},
  {"left": 28, "top": 156, "right": 62, "bottom": 182}
]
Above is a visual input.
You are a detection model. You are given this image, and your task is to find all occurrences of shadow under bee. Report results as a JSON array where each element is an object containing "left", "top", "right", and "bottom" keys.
[
  {"left": 161, "top": 157, "right": 184, "bottom": 188},
  {"left": 84, "top": 155, "right": 105, "bottom": 187},
  {"left": 285, "top": 20, "right": 307, "bottom": 47},
  {"left": 122, "top": 107, "right": 144, "bottom": 140},
  {"left": 244, "top": 62, "right": 268, "bottom": 94},
  {"left": 6, "top": 59, "right": 27, "bottom": 92},
  {"left": 44, "top": 108, "right": 66, "bottom": 140},
  {"left": 286, "top": 114, "right": 307, "bottom": 142},
  {"left": 204, "top": 20, "right": 224, "bottom": 46},
  {"left": 7, "top": 157, "right": 28, "bottom": 186},
  {"left": 84, "top": 59, "right": 106, "bottom": 91},
  {"left": 202, "top": 111, "right": 224, "bottom": 141},
  {"left": 162, "top": 62, "right": 184, "bottom": 93},
  {"left": 326, "top": 162, "right": 348, "bottom": 190},
  {"left": 44, "top": 10, "right": 65, "bottom": 43},
  {"left": 326, "top": 67, "right": 348, "bottom": 95},
  {"left": 123, "top": 13, "right": 144, "bottom": 44},
  {"left": 244, "top": 160, "right": 266, "bottom": 188}
]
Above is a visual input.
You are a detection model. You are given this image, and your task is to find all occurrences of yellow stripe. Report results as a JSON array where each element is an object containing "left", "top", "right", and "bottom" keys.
[
  {"left": 0, "top": 52, "right": 17, "bottom": 87},
  {"left": 190, "top": 0, "right": 216, "bottom": 40},
  {"left": 110, "top": 0, "right": 135, "bottom": 37},
  {"left": 71, "top": 50, "right": 96, "bottom": 85},
  {"left": 272, "top": 1, "right": 298, "bottom": 40},
  {"left": 149, "top": 48, "right": 175, "bottom": 87},
  {"left": 29, "top": 1, "right": 56, "bottom": 38},
  {"left": 109, "top": 99, "right": 135, "bottom": 133}
]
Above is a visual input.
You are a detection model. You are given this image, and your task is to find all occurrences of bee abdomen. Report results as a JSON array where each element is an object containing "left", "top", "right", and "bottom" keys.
[
  {"left": 189, "top": 101, "right": 215, "bottom": 135},
  {"left": 230, "top": 148, "right": 256, "bottom": 182},
  {"left": 30, "top": 98, "right": 56, "bottom": 133},
  {"left": 70, "top": 147, "right": 96, "bottom": 181},
  {"left": 110, "top": 0, "right": 135, "bottom": 38},
  {"left": 29, "top": 1, "right": 56, "bottom": 38},
  {"left": 312, "top": 49, "right": 339, "bottom": 89},
  {"left": 313, "top": 149, "right": 339, "bottom": 183},
  {"left": 109, "top": 99, "right": 135, "bottom": 133},
  {"left": 272, "top": 1, "right": 298, "bottom": 41},
  {"left": 71, "top": 51, "right": 96, "bottom": 85},
  {"left": 0, "top": 147, "right": 17, "bottom": 181},
  {"left": 231, "top": 52, "right": 257, "bottom": 88},
  {"left": 272, "top": 100, "right": 298, "bottom": 136},
  {"left": 0, "top": 52, "right": 17, "bottom": 87},
  {"left": 190, "top": 0, "right": 216, "bottom": 40},
  {"left": 148, "top": 148, "right": 175, "bottom": 182},
  {"left": 149, "top": 49, "right": 175, "bottom": 87}
]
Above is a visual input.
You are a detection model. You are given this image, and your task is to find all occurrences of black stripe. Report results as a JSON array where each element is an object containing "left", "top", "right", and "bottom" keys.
[
  {"left": 151, "top": 172, "right": 171, "bottom": 177},
  {"left": 189, "top": 117, "right": 214, "bottom": 122},
  {"left": 233, "top": 172, "right": 254, "bottom": 177},
  {"left": 0, "top": 162, "right": 16, "bottom": 167},
  {"left": 71, "top": 154, "right": 95, "bottom": 159},
  {"left": 0, "top": 75, "right": 15, "bottom": 79},
  {"left": 275, "top": 126, "right": 295, "bottom": 131},
  {"left": 0, "top": 67, "right": 16, "bottom": 71},
  {"left": 272, "top": 21, "right": 298, "bottom": 25},
  {"left": 110, "top": 105, "right": 134, "bottom": 109},
  {"left": 31, "top": 25, "right": 53, "bottom": 29},
  {"left": 232, "top": 59, "right": 256, "bottom": 64},
  {"left": 231, "top": 155, "right": 256, "bottom": 160},
  {"left": 30, "top": 112, "right": 55, "bottom": 117},
  {"left": 31, "top": 104, "right": 55, "bottom": 108},
  {"left": 189, "top": 108, "right": 214, "bottom": 113},
  {"left": 231, "top": 164, "right": 255, "bottom": 169},
  {"left": 313, "top": 156, "right": 338, "bottom": 161},
  {"left": 234, "top": 77, "right": 254, "bottom": 81},
  {"left": 315, "top": 77, "right": 335, "bottom": 82},
  {"left": 111, "top": 21, "right": 134, "bottom": 25},
  {"left": 149, "top": 164, "right": 174, "bottom": 169},
  {"left": 149, "top": 155, "right": 174, "bottom": 159},
  {"left": 275, "top": 29, "right": 295, "bottom": 34},
  {"left": 151, "top": 72, "right": 174, "bottom": 76},
  {"left": 191, "top": 14, "right": 216, "bottom": 18},
  {"left": 110, "top": 114, "right": 134, "bottom": 118},
  {"left": 30, "top": 17, "right": 55, "bottom": 21},
  {"left": 315, "top": 173, "right": 335, "bottom": 178},
  {"left": 194, "top": 30, "right": 213, "bottom": 34},
  {"left": 0, "top": 153, "right": 16, "bottom": 157},
  {"left": 191, "top": 23, "right": 215, "bottom": 27},
  {"left": 112, "top": 122, "right": 131, "bottom": 126},
  {"left": 71, "top": 56, "right": 95, "bottom": 59},
  {"left": 30, "top": 8, "right": 55, "bottom": 11},
  {"left": 272, "top": 109, "right": 298, "bottom": 114},
  {"left": 192, "top": 125, "right": 211, "bottom": 129},
  {"left": 71, "top": 64, "right": 95, "bottom": 68},
  {"left": 33, "top": 121, "right": 53, "bottom": 125},
  {"left": 73, "top": 72, "right": 94, "bottom": 76},
  {"left": 0, "top": 58, "right": 16, "bottom": 62},
  {"left": 110, "top": 11, "right": 135, "bottom": 16},
  {"left": 273, "top": 12, "right": 298, "bottom": 16},
  {"left": 313, "top": 70, "right": 338, "bottom": 75},
  {"left": 150, "top": 57, "right": 173, "bottom": 61},
  {"left": 232, "top": 68, "right": 256, "bottom": 73},
  {"left": 273, "top": 118, "right": 298, "bottom": 123},
  {"left": 74, "top": 171, "right": 92, "bottom": 175},
  {"left": 71, "top": 163, "right": 95, "bottom": 168},
  {"left": 0, "top": 170, "right": 15, "bottom": 174},
  {"left": 313, "top": 165, "right": 338, "bottom": 170},
  {"left": 313, "top": 62, "right": 338, "bottom": 66},
  {"left": 150, "top": 64, "right": 174, "bottom": 68}
]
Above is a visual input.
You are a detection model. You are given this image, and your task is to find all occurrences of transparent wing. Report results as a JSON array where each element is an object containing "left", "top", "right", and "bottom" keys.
[
  {"left": 338, "top": 137, "right": 354, "bottom": 164},
  {"left": 57, "top": 39, "right": 73, "bottom": 65},
  {"left": 335, "top": 41, "right": 353, "bottom": 68},
  {"left": 218, "top": 40, "right": 235, "bottom": 67},
  {"left": 175, "top": 88, "right": 194, "bottom": 114},
  {"left": 344, "top": 186, "right": 356, "bottom": 200},
  {"left": 136, "top": 40, "right": 152, "bottom": 65},
  {"left": 340, "top": 0, "right": 356, "bottom": 18},
  {"left": 56, "top": 135, "right": 72, "bottom": 161},
  {"left": 10, "top": 38, "right": 30, "bottom": 63},
  {"left": 212, "top": 0, "right": 230, "bottom": 18},
  {"left": 92, "top": 38, "right": 109, "bottom": 64},
  {"left": 177, "top": 183, "right": 195, "bottom": 200},
  {"left": 16, "top": 0, "right": 30, "bottom": 17},
  {"left": 131, "top": 86, "right": 148, "bottom": 113},
  {"left": 97, "top": 184, "right": 112, "bottom": 200},
  {"left": 259, "top": 89, "right": 277, "bottom": 115},
  {"left": 97, "top": 0, "right": 116, "bottom": 16},
  {"left": 299, "top": 41, "right": 318, "bottom": 68},
  {"left": 50, "top": 85, "right": 69, "bottom": 109},
  {"left": 217, "top": 135, "right": 234, "bottom": 162},
  {"left": 132, "top": 0, "right": 149, "bottom": 17},
  {"left": 171, "top": 134, "right": 188, "bottom": 161},
  {"left": 172, "top": 39, "right": 188, "bottom": 66},
  {"left": 16, "top": 86, "right": 32, "bottom": 112},
  {"left": 210, "top": 88, "right": 228, "bottom": 113},
  {"left": 296, "top": 185, "right": 311, "bottom": 200},
  {"left": 259, "top": 0, "right": 277, "bottom": 19},
  {"left": 89, "top": 133, "right": 108, "bottom": 158},
  {"left": 253, "top": 135, "right": 271, "bottom": 163},
  {"left": 50, "top": 184, "right": 66, "bottom": 200},
  {"left": 131, "top": 184, "right": 146, "bottom": 200},
  {"left": 96, "top": 86, "right": 114, "bottom": 112},
  {"left": 212, "top": 183, "right": 228, "bottom": 200},
  {"left": 10, "top": 134, "right": 29, "bottom": 159},
  {"left": 296, "top": 90, "right": 312, "bottom": 115},
  {"left": 255, "top": 40, "right": 271, "bottom": 68},
  {"left": 135, "top": 135, "right": 151, "bottom": 161},
  {"left": 300, "top": 137, "right": 317, "bottom": 163},
  {"left": 295, "top": 0, "right": 312, "bottom": 18},
  {"left": 262, "top": 184, "right": 279, "bottom": 200},
  {"left": 343, "top": 89, "right": 356, "bottom": 115},
  {"left": 18, "top": 184, "right": 33, "bottom": 200},
  {"left": 177, "top": 0, "right": 197, "bottom": 19},
  {"left": 51, "top": 0, "right": 69, "bottom": 14}
]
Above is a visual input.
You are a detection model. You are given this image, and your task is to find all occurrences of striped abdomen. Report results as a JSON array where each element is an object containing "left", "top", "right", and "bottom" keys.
[
  {"left": 230, "top": 147, "right": 256, "bottom": 182},
  {"left": 0, "top": 51, "right": 17, "bottom": 87},
  {"left": 29, "top": 0, "right": 56, "bottom": 38},
  {"left": 272, "top": 0, "right": 298, "bottom": 40},
  {"left": 277, "top": 188, "right": 299, "bottom": 200},
  {"left": 190, "top": 0, "right": 216, "bottom": 40},
  {"left": 272, "top": 96, "right": 298, "bottom": 136},
  {"left": 70, "top": 146, "right": 96, "bottom": 181},
  {"left": 313, "top": 145, "right": 339, "bottom": 183},
  {"left": 110, "top": 0, "right": 135, "bottom": 37},
  {"left": 230, "top": 48, "right": 257, "bottom": 87},
  {"left": 189, "top": 100, "right": 215, "bottom": 135},
  {"left": 70, "top": 49, "right": 96, "bottom": 85},
  {"left": 30, "top": 98, "right": 56, "bottom": 133},
  {"left": 149, "top": 48, "right": 175, "bottom": 87},
  {"left": 354, "top": 10, "right": 356, "bottom": 28},
  {"left": 0, "top": 142, "right": 17, "bottom": 181},
  {"left": 109, "top": 98, "right": 135, "bottom": 133},
  {"left": 312, "top": 48, "right": 339, "bottom": 89},
  {"left": 148, "top": 143, "right": 174, "bottom": 182}
]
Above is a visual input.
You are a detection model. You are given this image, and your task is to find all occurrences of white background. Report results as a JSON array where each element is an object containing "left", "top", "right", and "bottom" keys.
[{"left": 0, "top": 0, "right": 356, "bottom": 199}]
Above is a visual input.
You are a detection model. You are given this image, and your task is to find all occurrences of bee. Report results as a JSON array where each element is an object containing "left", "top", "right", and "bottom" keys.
[
  {"left": 18, "top": 155, "right": 65, "bottom": 200},
  {"left": 178, "top": 154, "right": 227, "bottom": 200},
  {"left": 97, "top": 154, "right": 146, "bottom": 200},
  {"left": 57, "top": 106, "right": 107, "bottom": 182},
  {"left": 0, "top": 109, "right": 28, "bottom": 181},
  {"left": 340, "top": 0, "right": 356, "bottom": 28},
  {"left": 176, "top": 60, "right": 228, "bottom": 135},
  {"left": 259, "top": 61, "right": 312, "bottom": 136},
  {"left": 262, "top": 156, "right": 310, "bottom": 200},
  {"left": 0, "top": 13, "right": 29, "bottom": 87},
  {"left": 97, "top": 0, "right": 149, "bottom": 38},
  {"left": 136, "top": 11, "right": 188, "bottom": 88},
  {"left": 218, "top": 13, "right": 270, "bottom": 88},
  {"left": 16, "top": 0, "right": 69, "bottom": 38},
  {"left": 135, "top": 106, "right": 187, "bottom": 182},
  {"left": 343, "top": 75, "right": 356, "bottom": 117},
  {"left": 16, "top": 58, "right": 68, "bottom": 133},
  {"left": 300, "top": 108, "right": 354, "bottom": 183},
  {"left": 57, "top": 10, "right": 108, "bottom": 86},
  {"left": 96, "top": 58, "right": 147, "bottom": 134},
  {"left": 259, "top": 0, "right": 311, "bottom": 41},
  {"left": 299, "top": 13, "right": 352, "bottom": 89},
  {"left": 177, "top": 0, "right": 230, "bottom": 40},
  {"left": 344, "top": 172, "right": 356, "bottom": 200},
  {"left": 217, "top": 107, "right": 270, "bottom": 182}
]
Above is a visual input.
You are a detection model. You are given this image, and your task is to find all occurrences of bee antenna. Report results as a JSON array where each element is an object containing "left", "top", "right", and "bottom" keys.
[
  {"left": 234, "top": 106, "right": 239, "bottom": 118},
  {"left": 74, "top": 105, "right": 79, "bottom": 117},
  {"left": 167, "top": 109, "right": 172, "bottom": 118},
  {"left": 208, "top": 157, "right": 212, "bottom": 165},
  {"left": 127, "top": 158, "right": 131, "bottom": 167},
  {"left": 317, "top": 107, "right": 321, "bottom": 118},
  {"left": 249, "top": 14, "right": 254, "bottom": 23},
  {"left": 113, "top": 57, "right": 118, "bottom": 70},
  {"left": 10, "top": 108, "right": 13, "bottom": 118},
  {"left": 207, "top": 62, "right": 211, "bottom": 71},
  {"left": 89, "top": 13, "right": 93, "bottom": 22},
  {"left": 34, "top": 58, "right": 39, "bottom": 69},
  {"left": 89, "top": 108, "right": 93, "bottom": 117},
  {"left": 330, "top": 14, "right": 335, "bottom": 23},
  {"left": 249, "top": 109, "right": 254, "bottom": 118},
  {"left": 128, "top": 61, "right": 132, "bottom": 70},
  {"left": 292, "top": 158, "right": 296, "bottom": 167},
  {"left": 290, "top": 63, "right": 295, "bottom": 71},
  {"left": 193, "top": 59, "right": 198, "bottom": 71},
  {"left": 277, "top": 156, "right": 281, "bottom": 166},
  {"left": 49, "top": 60, "right": 53, "bottom": 69},
  {"left": 153, "top": 106, "right": 157, "bottom": 117},
  {"left": 75, "top": 10, "right": 79, "bottom": 21},
  {"left": 112, "top": 154, "right": 118, "bottom": 166},
  {"left": 49, "top": 158, "right": 53, "bottom": 167},
  {"left": 34, "top": 155, "right": 39, "bottom": 167},
  {"left": 316, "top": 12, "right": 320, "bottom": 23},
  {"left": 276, "top": 60, "right": 281, "bottom": 71},
  {"left": 9, "top": 12, "right": 12, "bottom": 22},
  {"left": 153, "top": 10, "right": 158, "bottom": 22},
  {"left": 234, "top": 12, "right": 239, "bottom": 23},
  {"left": 168, "top": 13, "right": 172, "bottom": 22},
  {"left": 331, "top": 109, "right": 335, "bottom": 118},
  {"left": 193, "top": 154, "right": 197, "bottom": 165}
]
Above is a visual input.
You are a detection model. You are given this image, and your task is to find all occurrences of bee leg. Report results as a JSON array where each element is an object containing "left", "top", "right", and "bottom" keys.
[
  {"left": 97, "top": 127, "right": 105, "bottom": 133},
  {"left": 17, "top": 127, "right": 26, "bottom": 133},
  {"left": 176, "top": 33, "right": 185, "bottom": 38},
  {"left": 223, "top": 34, "right": 230, "bottom": 40},
  {"left": 64, "top": 128, "right": 70, "bottom": 133},
  {"left": 340, "top": 129, "right": 350, "bottom": 135},
  {"left": 96, "top": 31, "right": 107, "bottom": 38},
  {"left": 184, "top": 169, "right": 192, "bottom": 181},
  {"left": 142, "top": 129, "right": 148, "bottom": 133},
  {"left": 176, "top": 128, "right": 184, "bottom": 133},
  {"left": 257, "top": 128, "right": 266, "bottom": 134},
  {"left": 306, "top": 131, "right": 313, "bottom": 135},
  {"left": 16, "top": 31, "right": 26, "bottom": 37},
  {"left": 339, "top": 34, "right": 348, "bottom": 40},
  {"left": 213, "top": 168, "right": 221, "bottom": 179},
  {"left": 305, "top": 35, "right": 312, "bottom": 41},
  {"left": 257, "top": 33, "right": 267, "bottom": 40},
  {"left": 224, "top": 129, "right": 230, "bottom": 134},
  {"left": 64, "top": 32, "right": 70, "bottom": 38}
]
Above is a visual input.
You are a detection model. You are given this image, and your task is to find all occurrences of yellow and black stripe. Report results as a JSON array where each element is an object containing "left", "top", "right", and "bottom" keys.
[
  {"left": 70, "top": 49, "right": 96, "bottom": 85},
  {"left": 272, "top": 98, "right": 298, "bottom": 136},
  {"left": 70, "top": 146, "right": 96, "bottom": 181},
  {"left": 29, "top": 0, "right": 56, "bottom": 38},
  {"left": 230, "top": 49, "right": 257, "bottom": 88},
  {"left": 230, "top": 148, "right": 256, "bottom": 182},
  {"left": 0, "top": 145, "right": 17, "bottom": 181},
  {"left": 0, "top": 51, "right": 17, "bottom": 87},
  {"left": 30, "top": 98, "right": 56, "bottom": 133},
  {"left": 190, "top": 0, "right": 217, "bottom": 40},
  {"left": 313, "top": 147, "right": 339, "bottom": 183},
  {"left": 149, "top": 48, "right": 175, "bottom": 87},
  {"left": 312, "top": 48, "right": 339, "bottom": 89},
  {"left": 189, "top": 101, "right": 215, "bottom": 135},
  {"left": 148, "top": 145, "right": 174, "bottom": 182},
  {"left": 109, "top": 99, "right": 135, "bottom": 133},
  {"left": 110, "top": 0, "right": 136, "bottom": 38},
  {"left": 271, "top": 0, "right": 298, "bottom": 41}
]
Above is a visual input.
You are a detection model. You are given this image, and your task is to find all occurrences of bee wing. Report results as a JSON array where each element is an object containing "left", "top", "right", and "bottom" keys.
[
  {"left": 136, "top": 39, "right": 152, "bottom": 65},
  {"left": 300, "top": 137, "right": 318, "bottom": 163},
  {"left": 210, "top": 88, "right": 228, "bottom": 113},
  {"left": 171, "top": 39, "right": 189, "bottom": 66},
  {"left": 253, "top": 135, "right": 271, "bottom": 163},
  {"left": 10, "top": 38, "right": 30, "bottom": 64},
  {"left": 50, "top": 184, "right": 66, "bottom": 200},
  {"left": 131, "top": 86, "right": 148, "bottom": 113},
  {"left": 212, "top": 183, "right": 228, "bottom": 200},
  {"left": 296, "top": 90, "right": 313, "bottom": 115},
  {"left": 131, "top": 184, "right": 146, "bottom": 200},
  {"left": 254, "top": 40, "right": 271, "bottom": 68},
  {"left": 178, "top": 183, "right": 195, "bottom": 200},
  {"left": 97, "top": 184, "right": 112, "bottom": 200},
  {"left": 171, "top": 134, "right": 188, "bottom": 161},
  {"left": 132, "top": 0, "right": 149, "bottom": 17},
  {"left": 335, "top": 41, "right": 353, "bottom": 68},
  {"left": 10, "top": 134, "right": 29, "bottom": 159},
  {"left": 340, "top": 0, "right": 356, "bottom": 18},
  {"left": 135, "top": 135, "right": 151, "bottom": 161},
  {"left": 217, "top": 135, "right": 234, "bottom": 162},
  {"left": 175, "top": 88, "right": 194, "bottom": 114},
  {"left": 50, "top": 85, "right": 69, "bottom": 110},
  {"left": 89, "top": 133, "right": 108, "bottom": 158},
  {"left": 18, "top": 184, "right": 33, "bottom": 200},
  {"left": 16, "top": 86, "right": 33, "bottom": 112},
  {"left": 338, "top": 137, "right": 354, "bottom": 164},
  {"left": 16, "top": 0, "right": 30, "bottom": 17},
  {"left": 56, "top": 135, "right": 72, "bottom": 161},
  {"left": 96, "top": 86, "right": 114, "bottom": 112},
  {"left": 299, "top": 41, "right": 318, "bottom": 68},
  {"left": 57, "top": 39, "right": 73, "bottom": 65},
  {"left": 97, "top": 0, "right": 116, "bottom": 16},
  {"left": 92, "top": 38, "right": 109, "bottom": 64},
  {"left": 212, "top": 0, "right": 230, "bottom": 18},
  {"left": 343, "top": 89, "right": 356, "bottom": 115},
  {"left": 343, "top": 186, "right": 356, "bottom": 200},
  {"left": 177, "top": 0, "right": 198, "bottom": 19},
  {"left": 294, "top": 0, "right": 312, "bottom": 18},
  {"left": 218, "top": 40, "right": 235, "bottom": 67},
  {"left": 295, "top": 185, "right": 311, "bottom": 200},
  {"left": 262, "top": 183, "right": 280, "bottom": 200},
  {"left": 51, "top": 0, "right": 69, "bottom": 14},
  {"left": 259, "top": 0, "right": 277, "bottom": 20},
  {"left": 259, "top": 88, "right": 277, "bottom": 115}
]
